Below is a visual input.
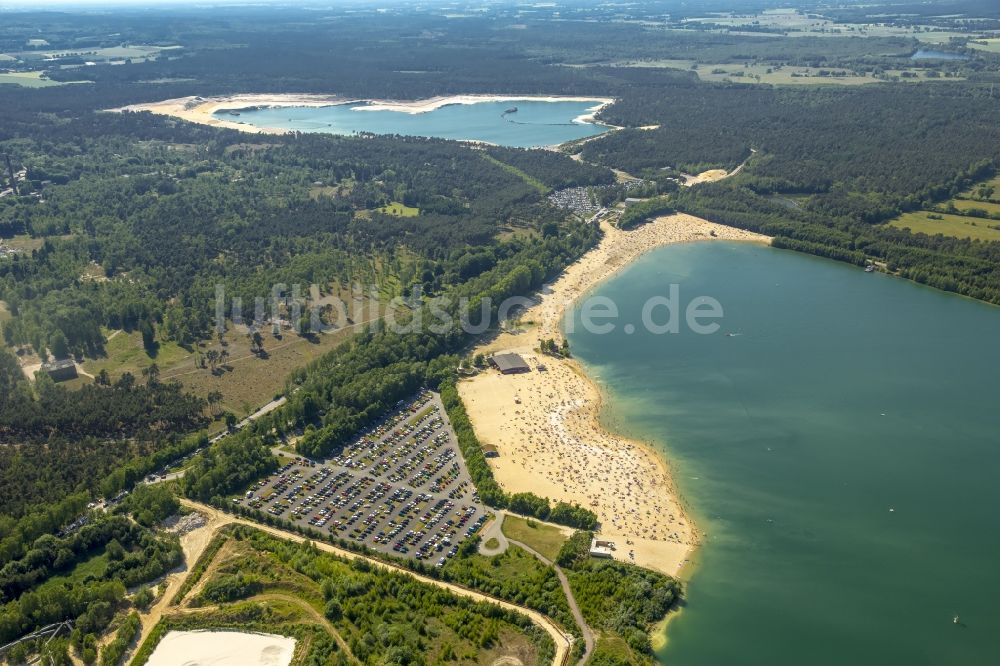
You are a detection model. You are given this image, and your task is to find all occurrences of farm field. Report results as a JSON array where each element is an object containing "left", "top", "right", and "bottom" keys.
[
  {"left": 502, "top": 515, "right": 570, "bottom": 562},
  {"left": 7, "top": 44, "right": 180, "bottom": 63},
  {"left": 591, "top": 59, "right": 952, "bottom": 85},
  {"left": 678, "top": 9, "right": 972, "bottom": 43},
  {"left": 889, "top": 211, "right": 1000, "bottom": 242},
  {"left": 968, "top": 39, "right": 1000, "bottom": 54},
  {"left": 0, "top": 71, "right": 87, "bottom": 87}
]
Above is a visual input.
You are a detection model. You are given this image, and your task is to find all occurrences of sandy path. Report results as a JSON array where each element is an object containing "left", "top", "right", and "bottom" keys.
[
  {"left": 114, "top": 94, "right": 346, "bottom": 133},
  {"left": 124, "top": 509, "right": 231, "bottom": 664},
  {"left": 681, "top": 148, "right": 757, "bottom": 186},
  {"left": 458, "top": 214, "right": 771, "bottom": 576},
  {"left": 502, "top": 528, "right": 595, "bottom": 666}
]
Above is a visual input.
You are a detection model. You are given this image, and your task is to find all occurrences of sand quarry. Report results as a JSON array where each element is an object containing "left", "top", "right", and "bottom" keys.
[{"left": 116, "top": 93, "right": 614, "bottom": 135}]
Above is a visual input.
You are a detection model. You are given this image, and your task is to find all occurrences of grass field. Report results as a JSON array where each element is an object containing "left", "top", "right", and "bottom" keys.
[
  {"left": 0, "top": 71, "right": 88, "bottom": 88},
  {"left": 174, "top": 323, "right": 365, "bottom": 418},
  {"left": 969, "top": 39, "right": 1000, "bottom": 54},
  {"left": 83, "top": 329, "right": 192, "bottom": 380},
  {"left": 47, "top": 551, "right": 109, "bottom": 588},
  {"left": 3, "top": 234, "right": 60, "bottom": 252},
  {"left": 889, "top": 211, "right": 1000, "bottom": 242},
  {"left": 377, "top": 201, "right": 419, "bottom": 216},
  {"left": 948, "top": 199, "right": 1000, "bottom": 216},
  {"left": 502, "top": 515, "right": 570, "bottom": 562},
  {"left": 77, "top": 284, "right": 380, "bottom": 418},
  {"left": 307, "top": 184, "right": 340, "bottom": 200},
  {"left": 958, "top": 174, "right": 1000, "bottom": 200}
]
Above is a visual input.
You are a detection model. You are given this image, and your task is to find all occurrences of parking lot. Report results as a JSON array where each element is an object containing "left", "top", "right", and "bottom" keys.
[{"left": 235, "top": 390, "right": 488, "bottom": 566}]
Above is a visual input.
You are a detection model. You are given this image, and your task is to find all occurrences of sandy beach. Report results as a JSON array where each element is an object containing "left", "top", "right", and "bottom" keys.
[
  {"left": 114, "top": 93, "right": 346, "bottom": 133},
  {"left": 115, "top": 93, "right": 614, "bottom": 134},
  {"left": 458, "top": 213, "right": 771, "bottom": 576}
]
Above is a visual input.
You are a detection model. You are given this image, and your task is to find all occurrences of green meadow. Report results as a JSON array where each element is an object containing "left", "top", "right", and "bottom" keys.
[
  {"left": 948, "top": 199, "right": 1000, "bottom": 216},
  {"left": 889, "top": 211, "right": 1000, "bottom": 242},
  {"left": 377, "top": 201, "right": 420, "bottom": 217},
  {"left": 0, "top": 71, "right": 70, "bottom": 88},
  {"left": 501, "top": 515, "right": 570, "bottom": 561}
]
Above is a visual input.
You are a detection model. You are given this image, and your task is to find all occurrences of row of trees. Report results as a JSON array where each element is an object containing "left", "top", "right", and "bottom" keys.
[
  {"left": 673, "top": 181, "right": 1000, "bottom": 305},
  {"left": 618, "top": 196, "right": 676, "bottom": 230}
]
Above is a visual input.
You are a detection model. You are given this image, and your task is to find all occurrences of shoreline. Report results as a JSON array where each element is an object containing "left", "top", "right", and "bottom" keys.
[
  {"left": 114, "top": 93, "right": 615, "bottom": 136},
  {"left": 458, "top": 213, "right": 771, "bottom": 577}
]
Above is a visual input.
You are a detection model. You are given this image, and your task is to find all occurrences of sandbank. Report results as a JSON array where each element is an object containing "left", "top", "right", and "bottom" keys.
[{"left": 458, "top": 213, "right": 771, "bottom": 576}]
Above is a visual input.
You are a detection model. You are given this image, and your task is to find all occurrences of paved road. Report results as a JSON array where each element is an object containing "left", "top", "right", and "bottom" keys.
[
  {"left": 179, "top": 500, "right": 572, "bottom": 666},
  {"left": 145, "top": 396, "right": 288, "bottom": 485},
  {"left": 478, "top": 510, "right": 510, "bottom": 556},
  {"left": 505, "top": 533, "right": 595, "bottom": 665}
]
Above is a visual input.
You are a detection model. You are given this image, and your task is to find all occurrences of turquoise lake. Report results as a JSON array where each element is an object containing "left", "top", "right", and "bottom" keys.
[
  {"left": 219, "top": 100, "right": 610, "bottom": 147},
  {"left": 568, "top": 242, "right": 1000, "bottom": 665}
]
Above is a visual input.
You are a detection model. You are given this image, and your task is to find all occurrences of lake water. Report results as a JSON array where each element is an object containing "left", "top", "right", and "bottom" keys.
[
  {"left": 220, "top": 99, "right": 610, "bottom": 147},
  {"left": 568, "top": 242, "right": 1000, "bottom": 665},
  {"left": 911, "top": 49, "right": 969, "bottom": 60}
]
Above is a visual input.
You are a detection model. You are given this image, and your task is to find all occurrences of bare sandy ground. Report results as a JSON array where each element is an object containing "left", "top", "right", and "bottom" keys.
[
  {"left": 145, "top": 630, "right": 296, "bottom": 666},
  {"left": 115, "top": 93, "right": 614, "bottom": 134},
  {"left": 115, "top": 93, "right": 346, "bottom": 133},
  {"left": 126, "top": 509, "right": 231, "bottom": 664},
  {"left": 458, "top": 213, "right": 771, "bottom": 576},
  {"left": 682, "top": 168, "right": 729, "bottom": 185}
]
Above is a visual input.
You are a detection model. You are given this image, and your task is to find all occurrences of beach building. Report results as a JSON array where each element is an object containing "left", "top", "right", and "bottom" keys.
[
  {"left": 482, "top": 444, "right": 500, "bottom": 459},
  {"left": 490, "top": 352, "right": 530, "bottom": 375},
  {"left": 589, "top": 538, "right": 616, "bottom": 559},
  {"left": 41, "top": 358, "right": 78, "bottom": 382}
]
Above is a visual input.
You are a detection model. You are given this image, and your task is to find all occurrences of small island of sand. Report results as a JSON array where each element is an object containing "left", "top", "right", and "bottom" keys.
[{"left": 459, "top": 213, "right": 771, "bottom": 576}]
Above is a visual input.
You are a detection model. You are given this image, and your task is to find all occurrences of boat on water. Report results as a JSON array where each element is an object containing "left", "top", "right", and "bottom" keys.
[
  {"left": 503, "top": 106, "right": 518, "bottom": 114},
  {"left": 865, "top": 264, "right": 875, "bottom": 272}
]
